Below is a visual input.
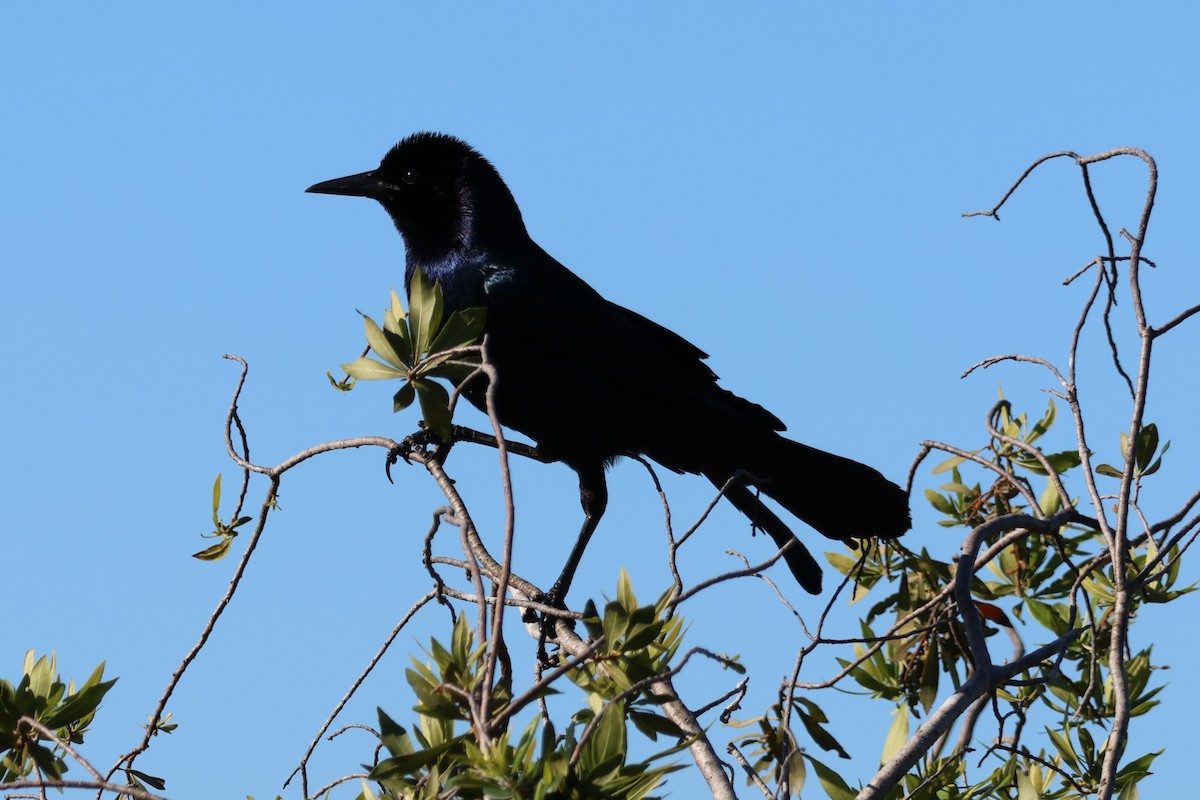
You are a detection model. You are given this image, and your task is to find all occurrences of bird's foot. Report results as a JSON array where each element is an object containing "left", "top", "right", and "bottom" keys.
[
  {"left": 522, "top": 586, "right": 576, "bottom": 664},
  {"left": 386, "top": 427, "right": 455, "bottom": 482}
]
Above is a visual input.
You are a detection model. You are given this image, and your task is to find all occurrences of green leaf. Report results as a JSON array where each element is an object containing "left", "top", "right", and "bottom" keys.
[
  {"left": 804, "top": 754, "right": 857, "bottom": 800},
  {"left": 881, "top": 709, "right": 909, "bottom": 764},
  {"left": 383, "top": 291, "right": 414, "bottom": 361},
  {"left": 211, "top": 474, "right": 222, "bottom": 521},
  {"left": 918, "top": 642, "right": 939, "bottom": 714},
  {"left": 1015, "top": 769, "right": 1038, "bottom": 800},
  {"left": 393, "top": 381, "right": 416, "bottom": 413},
  {"left": 825, "top": 551, "right": 862, "bottom": 577},
  {"left": 628, "top": 710, "right": 685, "bottom": 741},
  {"left": 1046, "top": 727, "right": 1079, "bottom": 771},
  {"left": 127, "top": 770, "right": 166, "bottom": 791},
  {"left": 414, "top": 379, "right": 452, "bottom": 442},
  {"left": 1039, "top": 480, "right": 1062, "bottom": 515},
  {"left": 371, "top": 736, "right": 463, "bottom": 780},
  {"left": 408, "top": 267, "right": 444, "bottom": 357},
  {"left": 794, "top": 697, "right": 850, "bottom": 759},
  {"left": 786, "top": 749, "right": 807, "bottom": 796},
  {"left": 428, "top": 306, "right": 486, "bottom": 355},
  {"left": 363, "top": 314, "right": 409, "bottom": 370},
  {"left": 1024, "top": 598, "right": 1070, "bottom": 636},
  {"left": 377, "top": 709, "right": 414, "bottom": 758},
  {"left": 1028, "top": 399, "right": 1056, "bottom": 444},
  {"left": 1134, "top": 423, "right": 1159, "bottom": 472},
  {"left": 388, "top": 287, "right": 407, "bottom": 323},
  {"left": 326, "top": 369, "right": 356, "bottom": 391},
  {"left": 924, "top": 489, "right": 956, "bottom": 516},
  {"left": 616, "top": 568, "right": 637, "bottom": 612},
  {"left": 192, "top": 536, "right": 234, "bottom": 561},
  {"left": 42, "top": 676, "right": 118, "bottom": 729},
  {"left": 932, "top": 453, "right": 976, "bottom": 474},
  {"left": 579, "top": 701, "right": 626, "bottom": 782},
  {"left": 1116, "top": 749, "right": 1161, "bottom": 788},
  {"left": 1096, "top": 463, "right": 1124, "bottom": 478},
  {"left": 341, "top": 356, "right": 407, "bottom": 381},
  {"left": 1142, "top": 438, "right": 1170, "bottom": 477}
]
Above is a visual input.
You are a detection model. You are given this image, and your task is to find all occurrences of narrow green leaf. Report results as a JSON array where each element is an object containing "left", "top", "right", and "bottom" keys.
[
  {"left": 42, "top": 677, "right": 118, "bottom": 729},
  {"left": 363, "top": 314, "right": 408, "bottom": 370},
  {"left": 341, "top": 356, "right": 407, "bottom": 381},
  {"left": 414, "top": 379, "right": 452, "bottom": 442},
  {"left": 393, "top": 381, "right": 415, "bottom": 413},
  {"left": 326, "top": 370, "right": 356, "bottom": 392},
  {"left": 1015, "top": 769, "right": 1038, "bottom": 800},
  {"left": 192, "top": 536, "right": 234, "bottom": 561},
  {"left": 825, "top": 552, "right": 861, "bottom": 576},
  {"left": 127, "top": 770, "right": 166, "bottom": 791},
  {"left": 1039, "top": 480, "right": 1062, "bottom": 515},
  {"left": 918, "top": 642, "right": 939, "bottom": 714},
  {"left": 1096, "top": 463, "right": 1124, "bottom": 478},
  {"left": 1025, "top": 598, "right": 1070, "bottom": 636},
  {"left": 579, "top": 701, "right": 626, "bottom": 782},
  {"left": 786, "top": 749, "right": 807, "bottom": 796},
  {"left": 371, "top": 737, "right": 463, "bottom": 780},
  {"left": 377, "top": 709, "right": 414, "bottom": 758},
  {"left": 1046, "top": 727, "right": 1079, "bottom": 771},
  {"left": 1028, "top": 399, "right": 1056, "bottom": 443},
  {"left": 881, "top": 709, "right": 909, "bottom": 764},
  {"left": 383, "top": 291, "right": 414, "bottom": 362},
  {"left": 1135, "top": 423, "right": 1159, "bottom": 473},
  {"left": 211, "top": 474, "right": 222, "bottom": 520},
  {"left": 924, "top": 489, "right": 956, "bottom": 516},
  {"left": 409, "top": 267, "right": 444, "bottom": 357},
  {"left": 428, "top": 306, "right": 486, "bottom": 355},
  {"left": 628, "top": 710, "right": 685, "bottom": 740},
  {"left": 617, "top": 568, "right": 637, "bottom": 612},
  {"left": 389, "top": 287, "right": 407, "bottom": 322},
  {"left": 932, "top": 453, "right": 970, "bottom": 474},
  {"left": 804, "top": 754, "right": 857, "bottom": 800},
  {"left": 795, "top": 697, "right": 850, "bottom": 759}
]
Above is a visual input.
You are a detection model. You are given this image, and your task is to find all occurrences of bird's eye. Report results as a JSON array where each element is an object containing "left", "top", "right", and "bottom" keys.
[{"left": 400, "top": 170, "right": 418, "bottom": 185}]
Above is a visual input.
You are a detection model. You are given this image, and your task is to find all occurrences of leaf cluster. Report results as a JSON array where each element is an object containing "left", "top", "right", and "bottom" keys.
[
  {"left": 359, "top": 574, "right": 688, "bottom": 800},
  {"left": 192, "top": 473, "right": 255, "bottom": 561},
  {"left": 756, "top": 395, "right": 1186, "bottom": 798},
  {"left": 340, "top": 270, "right": 486, "bottom": 441},
  {"left": 0, "top": 650, "right": 115, "bottom": 783},
  {"left": 730, "top": 691, "right": 857, "bottom": 799}
]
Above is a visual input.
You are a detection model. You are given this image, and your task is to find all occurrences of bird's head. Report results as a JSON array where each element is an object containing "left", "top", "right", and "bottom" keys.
[{"left": 307, "top": 132, "right": 526, "bottom": 266}]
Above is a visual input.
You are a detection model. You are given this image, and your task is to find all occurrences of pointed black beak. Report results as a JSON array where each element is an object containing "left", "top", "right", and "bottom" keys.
[{"left": 306, "top": 170, "right": 389, "bottom": 199}]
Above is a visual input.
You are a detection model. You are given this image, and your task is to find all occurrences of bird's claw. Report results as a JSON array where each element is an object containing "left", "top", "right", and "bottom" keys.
[
  {"left": 523, "top": 585, "right": 576, "bottom": 665},
  {"left": 385, "top": 428, "right": 453, "bottom": 482}
]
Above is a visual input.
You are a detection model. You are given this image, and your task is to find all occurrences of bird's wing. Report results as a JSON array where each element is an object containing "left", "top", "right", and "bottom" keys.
[{"left": 480, "top": 248, "right": 786, "bottom": 432}]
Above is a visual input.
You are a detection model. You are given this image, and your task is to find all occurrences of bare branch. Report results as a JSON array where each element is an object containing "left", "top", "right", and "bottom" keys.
[{"left": 284, "top": 591, "right": 438, "bottom": 794}]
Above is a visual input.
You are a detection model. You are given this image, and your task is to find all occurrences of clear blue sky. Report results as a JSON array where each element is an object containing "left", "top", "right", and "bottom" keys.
[{"left": 4, "top": 4, "right": 1199, "bottom": 798}]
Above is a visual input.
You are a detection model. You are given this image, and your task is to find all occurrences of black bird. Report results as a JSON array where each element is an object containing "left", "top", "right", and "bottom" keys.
[{"left": 308, "top": 132, "right": 910, "bottom": 601}]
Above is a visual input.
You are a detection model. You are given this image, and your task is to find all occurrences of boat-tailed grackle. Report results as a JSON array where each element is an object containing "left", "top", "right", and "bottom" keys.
[{"left": 308, "top": 132, "right": 910, "bottom": 603}]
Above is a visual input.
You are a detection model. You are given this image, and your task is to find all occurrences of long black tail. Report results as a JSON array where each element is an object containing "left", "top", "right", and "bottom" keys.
[{"left": 707, "top": 435, "right": 910, "bottom": 593}]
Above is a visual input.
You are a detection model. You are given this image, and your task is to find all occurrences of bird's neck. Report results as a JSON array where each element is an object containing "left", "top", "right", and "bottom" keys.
[{"left": 404, "top": 248, "right": 489, "bottom": 312}]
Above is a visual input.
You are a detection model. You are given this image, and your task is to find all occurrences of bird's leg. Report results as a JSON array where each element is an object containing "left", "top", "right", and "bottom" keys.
[
  {"left": 525, "top": 466, "right": 609, "bottom": 656},
  {"left": 549, "top": 463, "right": 609, "bottom": 607}
]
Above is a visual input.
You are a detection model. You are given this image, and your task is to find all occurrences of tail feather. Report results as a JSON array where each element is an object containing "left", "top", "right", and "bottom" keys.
[
  {"left": 721, "top": 481, "right": 824, "bottom": 593},
  {"left": 749, "top": 436, "right": 911, "bottom": 543},
  {"left": 705, "top": 435, "right": 910, "bottom": 594}
]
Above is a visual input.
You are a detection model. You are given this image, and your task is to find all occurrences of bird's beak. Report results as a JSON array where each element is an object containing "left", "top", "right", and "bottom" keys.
[{"left": 306, "top": 170, "right": 389, "bottom": 199}]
